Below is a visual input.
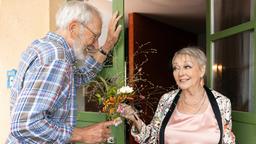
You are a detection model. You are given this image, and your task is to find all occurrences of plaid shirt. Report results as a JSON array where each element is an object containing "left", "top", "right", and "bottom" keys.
[{"left": 6, "top": 32, "right": 102, "bottom": 143}]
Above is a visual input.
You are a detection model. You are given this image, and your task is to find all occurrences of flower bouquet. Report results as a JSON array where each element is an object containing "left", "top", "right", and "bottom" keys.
[
  {"left": 84, "top": 76, "right": 136, "bottom": 120},
  {"left": 102, "top": 85, "right": 135, "bottom": 120}
]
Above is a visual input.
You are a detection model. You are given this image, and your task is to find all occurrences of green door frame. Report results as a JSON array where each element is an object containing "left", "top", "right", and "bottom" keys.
[
  {"left": 77, "top": 0, "right": 126, "bottom": 143},
  {"left": 206, "top": 0, "right": 256, "bottom": 143},
  {"left": 100, "top": 0, "right": 125, "bottom": 82}
]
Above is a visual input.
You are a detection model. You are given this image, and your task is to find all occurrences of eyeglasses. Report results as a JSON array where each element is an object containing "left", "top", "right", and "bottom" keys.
[{"left": 80, "top": 23, "right": 100, "bottom": 43}]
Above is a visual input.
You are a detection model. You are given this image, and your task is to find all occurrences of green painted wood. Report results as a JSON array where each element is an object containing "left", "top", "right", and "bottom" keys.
[
  {"left": 232, "top": 111, "right": 256, "bottom": 144},
  {"left": 207, "top": 0, "right": 256, "bottom": 144},
  {"left": 99, "top": 0, "right": 125, "bottom": 84},
  {"left": 253, "top": 0, "right": 256, "bottom": 113},
  {"left": 206, "top": 0, "right": 212, "bottom": 87},
  {"left": 77, "top": 111, "right": 125, "bottom": 144},
  {"left": 232, "top": 111, "right": 256, "bottom": 125},
  {"left": 106, "top": 1, "right": 126, "bottom": 143},
  {"left": 209, "top": 21, "right": 254, "bottom": 41},
  {"left": 77, "top": 111, "right": 107, "bottom": 123}
]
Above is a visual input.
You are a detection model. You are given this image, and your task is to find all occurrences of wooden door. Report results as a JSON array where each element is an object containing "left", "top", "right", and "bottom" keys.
[{"left": 128, "top": 13, "right": 197, "bottom": 143}]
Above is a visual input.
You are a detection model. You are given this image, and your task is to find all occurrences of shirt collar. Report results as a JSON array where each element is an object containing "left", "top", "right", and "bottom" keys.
[{"left": 46, "top": 32, "right": 77, "bottom": 64}]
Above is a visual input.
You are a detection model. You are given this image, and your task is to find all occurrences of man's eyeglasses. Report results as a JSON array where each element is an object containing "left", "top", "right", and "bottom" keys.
[{"left": 80, "top": 23, "right": 100, "bottom": 42}]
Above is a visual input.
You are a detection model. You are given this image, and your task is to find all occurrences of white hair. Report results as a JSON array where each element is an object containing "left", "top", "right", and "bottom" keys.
[
  {"left": 172, "top": 46, "right": 207, "bottom": 67},
  {"left": 56, "top": 0, "right": 101, "bottom": 30}
]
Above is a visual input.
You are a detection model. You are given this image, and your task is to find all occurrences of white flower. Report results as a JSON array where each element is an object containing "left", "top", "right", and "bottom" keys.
[{"left": 117, "top": 86, "right": 134, "bottom": 94}]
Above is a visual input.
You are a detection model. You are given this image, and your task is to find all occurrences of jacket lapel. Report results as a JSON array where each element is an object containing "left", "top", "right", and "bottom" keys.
[{"left": 159, "top": 90, "right": 181, "bottom": 144}]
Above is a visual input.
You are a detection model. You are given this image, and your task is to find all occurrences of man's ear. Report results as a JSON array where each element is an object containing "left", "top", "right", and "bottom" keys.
[{"left": 68, "top": 21, "right": 80, "bottom": 38}]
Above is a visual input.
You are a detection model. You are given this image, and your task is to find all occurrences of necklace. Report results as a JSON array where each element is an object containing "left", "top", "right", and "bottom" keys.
[
  {"left": 192, "top": 92, "right": 206, "bottom": 114},
  {"left": 181, "top": 91, "right": 207, "bottom": 114},
  {"left": 182, "top": 90, "right": 205, "bottom": 106}
]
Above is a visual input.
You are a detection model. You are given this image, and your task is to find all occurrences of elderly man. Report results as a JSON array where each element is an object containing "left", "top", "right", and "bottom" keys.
[{"left": 7, "top": 1, "right": 122, "bottom": 143}]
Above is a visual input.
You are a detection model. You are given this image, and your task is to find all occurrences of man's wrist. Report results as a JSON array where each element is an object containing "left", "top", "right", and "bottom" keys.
[
  {"left": 70, "top": 128, "right": 82, "bottom": 142},
  {"left": 92, "top": 46, "right": 110, "bottom": 63},
  {"left": 99, "top": 46, "right": 108, "bottom": 56}
]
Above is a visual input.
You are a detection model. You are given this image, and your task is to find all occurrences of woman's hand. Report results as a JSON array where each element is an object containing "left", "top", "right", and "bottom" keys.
[
  {"left": 117, "top": 103, "right": 143, "bottom": 132},
  {"left": 117, "top": 103, "right": 137, "bottom": 122}
]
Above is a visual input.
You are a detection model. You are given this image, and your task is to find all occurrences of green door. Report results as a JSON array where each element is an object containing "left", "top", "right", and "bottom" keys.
[
  {"left": 206, "top": 0, "right": 256, "bottom": 143},
  {"left": 77, "top": 0, "right": 126, "bottom": 143}
]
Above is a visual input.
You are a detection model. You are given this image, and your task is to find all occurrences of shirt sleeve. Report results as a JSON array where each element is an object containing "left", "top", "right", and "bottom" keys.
[
  {"left": 223, "top": 98, "right": 236, "bottom": 144},
  {"left": 10, "top": 60, "right": 73, "bottom": 143},
  {"left": 74, "top": 55, "right": 103, "bottom": 87},
  {"left": 131, "top": 92, "right": 173, "bottom": 144}
]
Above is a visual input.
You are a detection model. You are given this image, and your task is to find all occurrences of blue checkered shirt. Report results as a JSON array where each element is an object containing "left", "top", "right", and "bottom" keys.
[{"left": 6, "top": 32, "right": 102, "bottom": 143}]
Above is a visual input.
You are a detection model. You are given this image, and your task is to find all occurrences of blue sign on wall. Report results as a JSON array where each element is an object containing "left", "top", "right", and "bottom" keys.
[{"left": 7, "top": 69, "right": 17, "bottom": 88}]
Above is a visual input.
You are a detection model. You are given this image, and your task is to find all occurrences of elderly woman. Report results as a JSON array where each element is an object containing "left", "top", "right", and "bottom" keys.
[{"left": 118, "top": 47, "right": 236, "bottom": 144}]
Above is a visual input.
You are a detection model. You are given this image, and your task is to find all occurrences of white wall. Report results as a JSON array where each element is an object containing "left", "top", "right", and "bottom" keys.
[
  {"left": 0, "top": 0, "right": 64, "bottom": 142},
  {"left": 86, "top": 0, "right": 112, "bottom": 46}
]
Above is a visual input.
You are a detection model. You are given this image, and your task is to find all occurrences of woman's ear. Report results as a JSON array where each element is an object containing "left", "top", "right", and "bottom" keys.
[{"left": 200, "top": 65, "right": 206, "bottom": 78}]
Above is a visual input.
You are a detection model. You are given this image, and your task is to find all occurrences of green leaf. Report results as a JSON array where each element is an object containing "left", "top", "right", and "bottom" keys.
[
  {"left": 107, "top": 86, "right": 117, "bottom": 97},
  {"left": 98, "top": 76, "right": 109, "bottom": 90},
  {"left": 95, "top": 93, "right": 102, "bottom": 104}
]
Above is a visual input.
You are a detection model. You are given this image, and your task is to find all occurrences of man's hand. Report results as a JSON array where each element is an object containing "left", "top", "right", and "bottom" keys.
[
  {"left": 103, "top": 11, "right": 122, "bottom": 53},
  {"left": 70, "top": 120, "right": 115, "bottom": 143},
  {"left": 93, "top": 11, "right": 122, "bottom": 63}
]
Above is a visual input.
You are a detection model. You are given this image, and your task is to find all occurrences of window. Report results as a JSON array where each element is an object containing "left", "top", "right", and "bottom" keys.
[
  {"left": 213, "top": 31, "right": 253, "bottom": 111},
  {"left": 214, "top": 0, "right": 252, "bottom": 32}
]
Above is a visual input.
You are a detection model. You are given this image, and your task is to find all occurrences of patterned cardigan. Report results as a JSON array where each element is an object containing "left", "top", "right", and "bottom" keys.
[{"left": 131, "top": 86, "right": 236, "bottom": 144}]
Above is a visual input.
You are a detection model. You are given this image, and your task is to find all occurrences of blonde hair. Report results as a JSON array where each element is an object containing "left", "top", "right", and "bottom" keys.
[
  {"left": 56, "top": 0, "right": 101, "bottom": 30},
  {"left": 172, "top": 47, "right": 207, "bottom": 67}
]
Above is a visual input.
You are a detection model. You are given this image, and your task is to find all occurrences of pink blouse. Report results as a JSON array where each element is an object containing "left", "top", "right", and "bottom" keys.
[{"left": 164, "top": 104, "right": 220, "bottom": 144}]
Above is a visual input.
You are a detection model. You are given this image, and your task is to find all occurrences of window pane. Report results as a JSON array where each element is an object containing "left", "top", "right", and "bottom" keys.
[
  {"left": 213, "top": 31, "right": 253, "bottom": 112},
  {"left": 214, "top": 0, "right": 252, "bottom": 32}
]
